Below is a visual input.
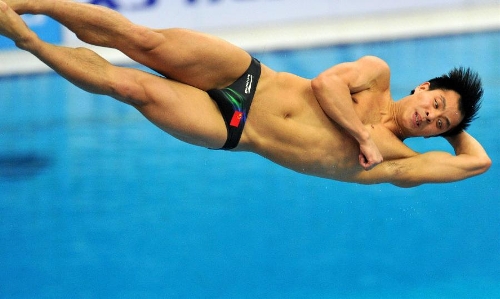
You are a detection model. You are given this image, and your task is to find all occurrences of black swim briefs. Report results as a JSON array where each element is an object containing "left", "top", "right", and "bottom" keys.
[{"left": 207, "top": 57, "right": 261, "bottom": 150}]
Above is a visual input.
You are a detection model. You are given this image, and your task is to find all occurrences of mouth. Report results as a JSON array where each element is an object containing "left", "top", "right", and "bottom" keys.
[{"left": 413, "top": 112, "right": 421, "bottom": 128}]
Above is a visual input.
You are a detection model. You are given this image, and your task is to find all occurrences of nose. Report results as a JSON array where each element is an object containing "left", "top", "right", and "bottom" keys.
[{"left": 425, "top": 111, "right": 434, "bottom": 123}]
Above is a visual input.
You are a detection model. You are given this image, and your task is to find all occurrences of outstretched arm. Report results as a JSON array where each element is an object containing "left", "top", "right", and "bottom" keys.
[
  {"left": 311, "top": 56, "right": 389, "bottom": 170},
  {"left": 367, "top": 131, "right": 491, "bottom": 187}
]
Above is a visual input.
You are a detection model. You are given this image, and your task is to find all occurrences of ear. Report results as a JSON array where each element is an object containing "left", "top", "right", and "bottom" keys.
[{"left": 414, "top": 82, "right": 431, "bottom": 93}]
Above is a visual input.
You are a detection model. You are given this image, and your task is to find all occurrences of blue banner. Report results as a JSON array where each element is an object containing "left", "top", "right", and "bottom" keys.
[{"left": 0, "top": 15, "right": 62, "bottom": 50}]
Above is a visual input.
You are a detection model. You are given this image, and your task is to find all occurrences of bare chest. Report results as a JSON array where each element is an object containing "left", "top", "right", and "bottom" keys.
[{"left": 351, "top": 91, "right": 388, "bottom": 125}]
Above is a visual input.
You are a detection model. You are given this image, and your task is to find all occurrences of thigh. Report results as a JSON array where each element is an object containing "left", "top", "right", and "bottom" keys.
[
  {"left": 126, "top": 70, "right": 228, "bottom": 149},
  {"left": 120, "top": 28, "right": 252, "bottom": 91}
]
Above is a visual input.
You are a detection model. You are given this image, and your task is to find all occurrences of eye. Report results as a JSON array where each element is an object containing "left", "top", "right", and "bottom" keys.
[
  {"left": 437, "top": 119, "right": 443, "bottom": 129},
  {"left": 434, "top": 99, "right": 439, "bottom": 109}
]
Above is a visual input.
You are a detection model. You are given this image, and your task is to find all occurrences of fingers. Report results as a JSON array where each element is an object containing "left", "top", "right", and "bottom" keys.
[
  {"left": 358, "top": 137, "right": 384, "bottom": 171},
  {"left": 359, "top": 153, "right": 383, "bottom": 171}
]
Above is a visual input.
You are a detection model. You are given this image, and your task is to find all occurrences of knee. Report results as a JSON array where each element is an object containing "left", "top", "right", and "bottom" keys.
[
  {"left": 126, "top": 25, "right": 165, "bottom": 52},
  {"left": 107, "top": 68, "right": 151, "bottom": 107}
]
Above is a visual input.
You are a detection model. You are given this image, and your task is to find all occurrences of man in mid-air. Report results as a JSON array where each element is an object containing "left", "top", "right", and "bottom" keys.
[{"left": 0, "top": 0, "right": 491, "bottom": 187}]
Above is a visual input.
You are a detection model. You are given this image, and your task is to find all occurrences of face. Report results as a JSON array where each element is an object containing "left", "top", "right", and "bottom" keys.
[{"left": 399, "top": 82, "right": 463, "bottom": 137}]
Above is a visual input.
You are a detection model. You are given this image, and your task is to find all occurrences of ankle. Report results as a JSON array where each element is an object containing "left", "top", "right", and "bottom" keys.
[
  {"left": 15, "top": 31, "right": 38, "bottom": 51},
  {"left": 13, "top": 0, "right": 46, "bottom": 15}
]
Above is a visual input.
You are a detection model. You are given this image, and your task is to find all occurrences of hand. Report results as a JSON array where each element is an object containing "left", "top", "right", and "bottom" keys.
[{"left": 358, "top": 137, "right": 383, "bottom": 171}]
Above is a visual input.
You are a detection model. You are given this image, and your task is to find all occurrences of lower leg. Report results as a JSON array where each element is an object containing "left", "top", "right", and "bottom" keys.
[
  {"left": 6, "top": 0, "right": 253, "bottom": 90},
  {"left": 0, "top": 1, "right": 127, "bottom": 100},
  {"left": 7, "top": 0, "right": 163, "bottom": 52}
]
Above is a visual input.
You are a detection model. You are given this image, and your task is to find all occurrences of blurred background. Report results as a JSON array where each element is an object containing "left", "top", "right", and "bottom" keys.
[{"left": 0, "top": 0, "right": 499, "bottom": 298}]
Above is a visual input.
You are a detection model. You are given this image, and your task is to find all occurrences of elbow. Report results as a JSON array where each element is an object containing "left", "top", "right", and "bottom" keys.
[
  {"left": 311, "top": 75, "right": 326, "bottom": 94},
  {"left": 478, "top": 155, "right": 492, "bottom": 174},
  {"left": 311, "top": 73, "right": 338, "bottom": 94},
  {"left": 467, "top": 155, "right": 492, "bottom": 177}
]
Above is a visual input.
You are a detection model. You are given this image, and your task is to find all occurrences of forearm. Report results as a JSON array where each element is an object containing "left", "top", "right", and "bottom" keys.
[
  {"left": 446, "top": 131, "right": 488, "bottom": 156},
  {"left": 311, "top": 76, "right": 369, "bottom": 143},
  {"left": 445, "top": 131, "right": 491, "bottom": 172}
]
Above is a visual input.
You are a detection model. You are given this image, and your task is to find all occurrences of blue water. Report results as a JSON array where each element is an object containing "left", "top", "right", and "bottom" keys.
[{"left": 0, "top": 31, "right": 499, "bottom": 299}]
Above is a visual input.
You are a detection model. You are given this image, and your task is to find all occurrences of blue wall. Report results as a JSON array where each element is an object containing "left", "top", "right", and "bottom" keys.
[{"left": 0, "top": 31, "right": 499, "bottom": 298}]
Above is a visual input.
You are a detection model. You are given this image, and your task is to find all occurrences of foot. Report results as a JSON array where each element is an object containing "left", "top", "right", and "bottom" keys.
[{"left": 0, "top": 1, "right": 35, "bottom": 48}]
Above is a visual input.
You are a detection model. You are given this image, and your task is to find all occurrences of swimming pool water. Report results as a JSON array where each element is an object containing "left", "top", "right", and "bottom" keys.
[{"left": 0, "top": 31, "right": 499, "bottom": 298}]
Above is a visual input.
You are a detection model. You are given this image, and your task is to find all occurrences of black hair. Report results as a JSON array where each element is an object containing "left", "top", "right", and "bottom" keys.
[{"left": 411, "top": 67, "right": 483, "bottom": 136}]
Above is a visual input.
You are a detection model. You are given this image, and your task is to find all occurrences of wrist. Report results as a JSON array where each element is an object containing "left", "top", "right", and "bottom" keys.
[{"left": 354, "top": 128, "right": 371, "bottom": 144}]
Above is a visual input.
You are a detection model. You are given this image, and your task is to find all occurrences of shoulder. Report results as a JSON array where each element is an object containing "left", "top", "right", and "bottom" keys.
[
  {"left": 356, "top": 56, "right": 391, "bottom": 81},
  {"left": 358, "top": 55, "right": 387, "bottom": 64},
  {"left": 353, "top": 56, "right": 391, "bottom": 92},
  {"left": 357, "top": 56, "right": 389, "bottom": 69}
]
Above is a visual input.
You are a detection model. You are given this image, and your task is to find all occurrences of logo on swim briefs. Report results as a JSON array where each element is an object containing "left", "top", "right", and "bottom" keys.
[
  {"left": 230, "top": 111, "right": 243, "bottom": 127},
  {"left": 245, "top": 74, "right": 253, "bottom": 94}
]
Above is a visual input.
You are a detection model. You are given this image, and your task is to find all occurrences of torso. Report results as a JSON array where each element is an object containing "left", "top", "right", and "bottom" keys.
[{"left": 239, "top": 64, "right": 416, "bottom": 183}]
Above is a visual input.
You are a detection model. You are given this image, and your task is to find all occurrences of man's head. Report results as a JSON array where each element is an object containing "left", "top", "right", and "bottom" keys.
[{"left": 410, "top": 67, "right": 483, "bottom": 137}]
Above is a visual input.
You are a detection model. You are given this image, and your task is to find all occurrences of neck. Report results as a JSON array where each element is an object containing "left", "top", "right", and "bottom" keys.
[{"left": 390, "top": 102, "right": 405, "bottom": 140}]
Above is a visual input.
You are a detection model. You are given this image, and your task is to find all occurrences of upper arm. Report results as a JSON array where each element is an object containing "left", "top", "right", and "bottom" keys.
[
  {"left": 364, "top": 150, "right": 491, "bottom": 188},
  {"left": 311, "top": 55, "right": 390, "bottom": 94}
]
